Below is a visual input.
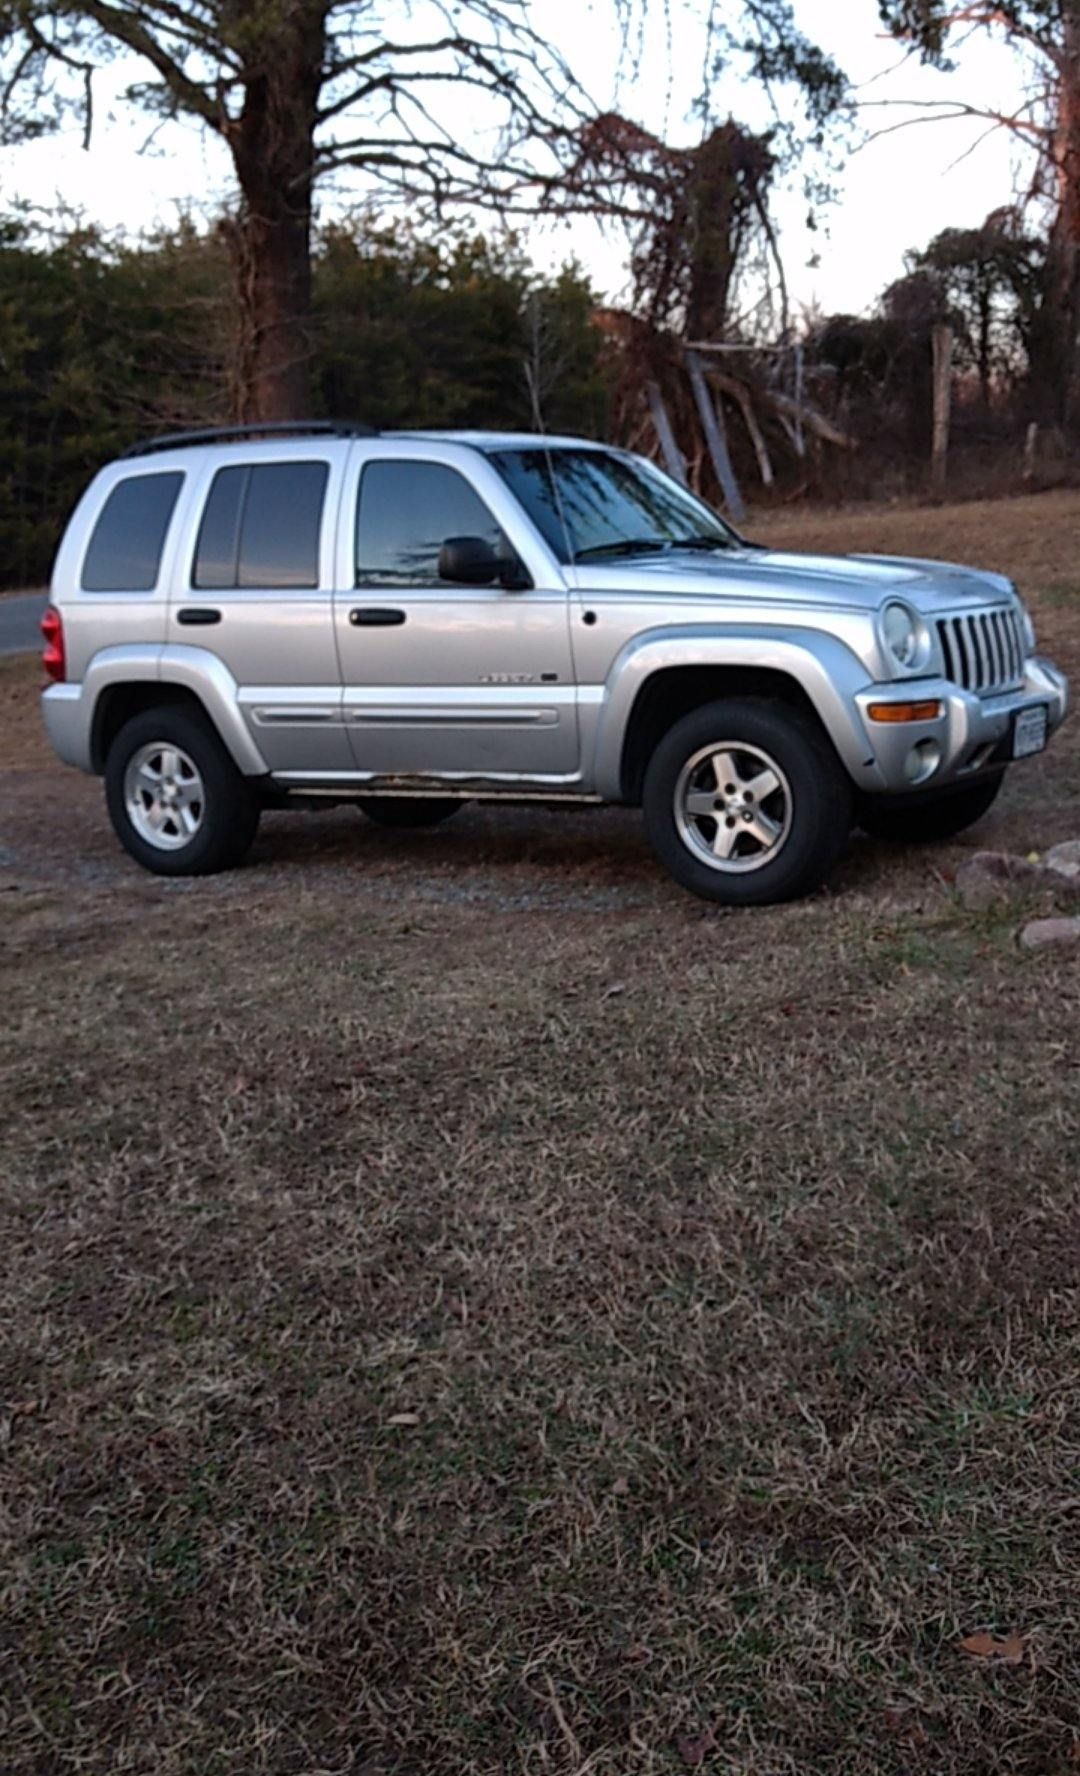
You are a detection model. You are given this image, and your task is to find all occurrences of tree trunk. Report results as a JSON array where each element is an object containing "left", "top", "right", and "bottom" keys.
[
  {"left": 685, "top": 133, "right": 738, "bottom": 341},
  {"left": 1028, "top": 14, "right": 1080, "bottom": 427},
  {"left": 229, "top": 172, "right": 313, "bottom": 422},
  {"left": 683, "top": 125, "right": 773, "bottom": 342},
  {"left": 977, "top": 284, "right": 992, "bottom": 407},
  {"left": 1029, "top": 223, "right": 1080, "bottom": 426},
  {"left": 931, "top": 323, "right": 952, "bottom": 492},
  {"left": 227, "top": 6, "right": 324, "bottom": 422}
]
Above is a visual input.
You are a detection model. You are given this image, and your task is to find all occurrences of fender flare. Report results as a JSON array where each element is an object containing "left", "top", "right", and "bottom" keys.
[
  {"left": 82, "top": 643, "right": 269, "bottom": 776},
  {"left": 590, "top": 625, "right": 885, "bottom": 801}
]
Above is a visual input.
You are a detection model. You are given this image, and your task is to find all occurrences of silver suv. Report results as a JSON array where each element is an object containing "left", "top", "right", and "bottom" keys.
[{"left": 40, "top": 421, "right": 1068, "bottom": 905}]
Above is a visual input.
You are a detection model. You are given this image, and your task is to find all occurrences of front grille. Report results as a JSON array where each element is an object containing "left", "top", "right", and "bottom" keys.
[{"left": 936, "top": 608, "right": 1025, "bottom": 695}]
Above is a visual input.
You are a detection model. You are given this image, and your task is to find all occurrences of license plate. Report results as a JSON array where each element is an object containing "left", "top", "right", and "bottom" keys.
[{"left": 1013, "top": 705, "right": 1048, "bottom": 759}]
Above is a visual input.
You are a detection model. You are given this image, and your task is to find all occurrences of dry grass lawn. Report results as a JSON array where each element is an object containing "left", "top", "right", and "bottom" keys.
[{"left": 3, "top": 490, "right": 1080, "bottom": 1775}]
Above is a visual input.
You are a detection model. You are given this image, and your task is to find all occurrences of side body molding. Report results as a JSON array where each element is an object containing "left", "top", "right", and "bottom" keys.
[{"left": 590, "top": 625, "right": 885, "bottom": 801}]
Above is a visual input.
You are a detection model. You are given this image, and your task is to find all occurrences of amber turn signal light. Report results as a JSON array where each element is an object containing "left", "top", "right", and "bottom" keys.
[{"left": 866, "top": 700, "right": 942, "bottom": 724}]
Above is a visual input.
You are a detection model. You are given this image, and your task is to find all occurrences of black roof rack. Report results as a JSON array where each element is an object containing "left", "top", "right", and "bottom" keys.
[{"left": 120, "top": 420, "right": 378, "bottom": 458}]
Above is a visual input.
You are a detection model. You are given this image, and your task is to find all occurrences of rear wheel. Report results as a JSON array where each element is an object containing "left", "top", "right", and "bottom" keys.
[
  {"left": 642, "top": 698, "right": 853, "bottom": 906},
  {"left": 358, "top": 797, "right": 463, "bottom": 829},
  {"left": 104, "top": 706, "right": 260, "bottom": 876},
  {"left": 858, "top": 771, "right": 1004, "bottom": 843}
]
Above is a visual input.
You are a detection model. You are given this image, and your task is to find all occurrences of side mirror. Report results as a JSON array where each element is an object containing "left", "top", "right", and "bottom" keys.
[
  {"left": 438, "top": 535, "right": 500, "bottom": 586},
  {"left": 438, "top": 535, "right": 532, "bottom": 591}
]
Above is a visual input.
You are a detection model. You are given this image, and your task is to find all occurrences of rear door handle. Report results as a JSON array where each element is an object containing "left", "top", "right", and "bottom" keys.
[
  {"left": 176, "top": 607, "right": 222, "bottom": 626},
  {"left": 349, "top": 607, "right": 406, "bottom": 627}
]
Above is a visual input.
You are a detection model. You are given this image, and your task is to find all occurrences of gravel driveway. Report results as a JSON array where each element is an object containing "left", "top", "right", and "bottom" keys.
[{"left": 0, "top": 591, "right": 46, "bottom": 656}]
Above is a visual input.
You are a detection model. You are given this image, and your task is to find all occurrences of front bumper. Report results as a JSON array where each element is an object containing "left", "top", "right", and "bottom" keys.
[{"left": 855, "top": 655, "right": 1068, "bottom": 795}]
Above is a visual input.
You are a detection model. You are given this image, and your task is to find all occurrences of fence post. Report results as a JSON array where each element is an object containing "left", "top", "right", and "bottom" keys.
[
  {"left": 685, "top": 350, "right": 746, "bottom": 522},
  {"left": 645, "top": 381, "right": 688, "bottom": 485},
  {"left": 931, "top": 324, "right": 953, "bottom": 494}
]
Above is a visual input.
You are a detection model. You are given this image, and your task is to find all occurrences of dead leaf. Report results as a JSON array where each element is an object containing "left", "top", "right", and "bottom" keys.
[
  {"left": 611, "top": 1476, "right": 630, "bottom": 1496},
  {"left": 601, "top": 983, "right": 626, "bottom": 1001},
  {"left": 625, "top": 1643, "right": 652, "bottom": 1666},
  {"left": 883, "top": 1707, "right": 928, "bottom": 1745},
  {"left": 386, "top": 1412, "right": 421, "bottom": 1426},
  {"left": 676, "top": 1726, "right": 716, "bottom": 1767},
  {"left": 958, "top": 1629, "right": 1026, "bottom": 1665}
]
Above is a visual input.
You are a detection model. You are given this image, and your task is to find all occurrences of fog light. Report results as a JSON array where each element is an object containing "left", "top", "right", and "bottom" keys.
[{"left": 903, "top": 739, "right": 941, "bottom": 784}]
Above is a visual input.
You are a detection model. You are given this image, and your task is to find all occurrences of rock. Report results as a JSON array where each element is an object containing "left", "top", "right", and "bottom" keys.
[
  {"left": 955, "top": 847, "right": 1080, "bottom": 909},
  {"left": 955, "top": 850, "right": 1045, "bottom": 910},
  {"left": 1046, "top": 839, "right": 1080, "bottom": 880},
  {"left": 1019, "top": 916, "right": 1080, "bottom": 951}
]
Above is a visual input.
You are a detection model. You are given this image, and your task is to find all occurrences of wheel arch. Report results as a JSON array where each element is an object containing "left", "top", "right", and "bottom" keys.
[
  {"left": 86, "top": 645, "right": 268, "bottom": 777},
  {"left": 618, "top": 665, "right": 826, "bottom": 806},
  {"left": 591, "top": 628, "right": 883, "bottom": 804},
  {"left": 92, "top": 681, "right": 208, "bottom": 773}
]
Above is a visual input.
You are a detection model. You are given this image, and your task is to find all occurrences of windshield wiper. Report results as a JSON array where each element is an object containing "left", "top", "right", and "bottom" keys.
[
  {"left": 574, "top": 535, "right": 737, "bottom": 562},
  {"left": 573, "top": 538, "right": 670, "bottom": 561},
  {"left": 666, "top": 535, "right": 735, "bottom": 552}
]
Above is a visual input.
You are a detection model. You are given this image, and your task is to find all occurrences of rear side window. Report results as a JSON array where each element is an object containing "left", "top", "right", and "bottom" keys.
[
  {"left": 193, "top": 461, "right": 328, "bottom": 590},
  {"left": 356, "top": 460, "right": 506, "bottom": 588},
  {"left": 81, "top": 472, "right": 184, "bottom": 592}
]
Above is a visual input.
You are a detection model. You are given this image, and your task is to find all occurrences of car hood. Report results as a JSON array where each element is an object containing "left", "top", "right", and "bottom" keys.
[{"left": 573, "top": 546, "right": 1014, "bottom": 613}]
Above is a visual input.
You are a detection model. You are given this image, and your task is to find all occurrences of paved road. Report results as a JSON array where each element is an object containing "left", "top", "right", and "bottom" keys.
[{"left": 0, "top": 591, "right": 47, "bottom": 656}]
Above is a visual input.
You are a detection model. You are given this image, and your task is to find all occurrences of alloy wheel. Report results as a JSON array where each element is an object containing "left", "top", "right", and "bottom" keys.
[
  {"left": 123, "top": 742, "right": 206, "bottom": 851},
  {"left": 673, "top": 741, "right": 793, "bottom": 873}
]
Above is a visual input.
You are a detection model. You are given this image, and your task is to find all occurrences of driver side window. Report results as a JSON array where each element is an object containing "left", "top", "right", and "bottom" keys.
[{"left": 355, "top": 460, "right": 507, "bottom": 589}]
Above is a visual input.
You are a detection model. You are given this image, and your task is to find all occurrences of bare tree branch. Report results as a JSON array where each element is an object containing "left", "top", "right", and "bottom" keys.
[
  {"left": 858, "top": 95, "right": 1051, "bottom": 154},
  {"left": 0, "top": 0, "right": 846, "bottom": 419}
]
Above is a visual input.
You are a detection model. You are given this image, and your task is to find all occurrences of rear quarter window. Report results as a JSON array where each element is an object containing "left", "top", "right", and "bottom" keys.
[{"left": 81, "top": 471, "right": 184, "bottom": 592}]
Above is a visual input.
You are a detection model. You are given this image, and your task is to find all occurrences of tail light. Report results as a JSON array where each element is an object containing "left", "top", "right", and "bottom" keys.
[{"left": 41, "top": 605, "right": 65, "bottom": 683}]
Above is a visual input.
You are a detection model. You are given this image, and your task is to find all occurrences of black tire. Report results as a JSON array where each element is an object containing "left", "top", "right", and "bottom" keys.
[
  {"left": 358, "top": 797, "right": 463, "bottom": 829},
  {"left": 104, "top": 706, "right": 260, "bottom": 877},
  {"left": 858, "top": 771, "right": 1004, "bottom": 843},
  {"left": 642, "top": 697, "right": 853, "bottom": 906}
]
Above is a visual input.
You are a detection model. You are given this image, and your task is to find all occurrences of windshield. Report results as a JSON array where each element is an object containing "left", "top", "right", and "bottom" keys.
[{"left": 487, "top": 446, "right": 742, "bottom": 564}]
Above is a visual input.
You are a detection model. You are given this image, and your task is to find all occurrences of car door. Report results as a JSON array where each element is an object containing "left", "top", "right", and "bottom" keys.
[
  {"left": 334, "top": 443, "right": 579, "bottom": 782},
  {"left": 173, "top": 447, "right": 351, "bottom": 774}
]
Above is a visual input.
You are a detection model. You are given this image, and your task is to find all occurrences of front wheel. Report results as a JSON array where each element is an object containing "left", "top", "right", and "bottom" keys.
[
  {"left": 857, "top": 771, "right": 1004, "bottom": 843},
  {"left": 642, "top": 698, "right": 853, "bottom": 906}
]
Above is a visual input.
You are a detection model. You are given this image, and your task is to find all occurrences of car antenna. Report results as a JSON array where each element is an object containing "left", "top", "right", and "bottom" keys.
[{"left": 524, "top": 296, "right": 576, "bottom": 569}]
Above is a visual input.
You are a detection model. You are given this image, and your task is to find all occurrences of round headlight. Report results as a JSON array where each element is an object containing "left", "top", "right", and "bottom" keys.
[{"left": 882, "top": 601, "right": 920, "bottom": 669}]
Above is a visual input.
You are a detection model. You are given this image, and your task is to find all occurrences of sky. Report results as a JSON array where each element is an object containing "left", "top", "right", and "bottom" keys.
[{"left": 0, "top": 0, "right": 1035, "bottom": 322}]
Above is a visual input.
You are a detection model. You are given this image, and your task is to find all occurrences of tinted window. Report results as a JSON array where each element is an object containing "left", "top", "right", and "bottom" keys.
[
  {"left": 193, "top": 461, "right": 329, "bottom": 590},
  {"left": 239, "top": 462, "right": 327, "bottom": 588},
  {"left": 193, "top": 465, "right": 245, "bottom": 589},
  {"left": 356, "top": 461, "right": 506, "bottom": 588},
  {"left": 488, "top": 448, "right": 738, "bottom": 563},
  {"left": 81, "top": 472, "right": 184, "bottom": 591}
]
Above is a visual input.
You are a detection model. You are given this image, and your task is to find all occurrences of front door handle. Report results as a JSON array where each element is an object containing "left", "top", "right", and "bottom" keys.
[
  {"left": 349, "top": 607, "right": 406, "bottom": 627},
  {"left": 176, "top": 607, "right": 222, "bottom": 626}
]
